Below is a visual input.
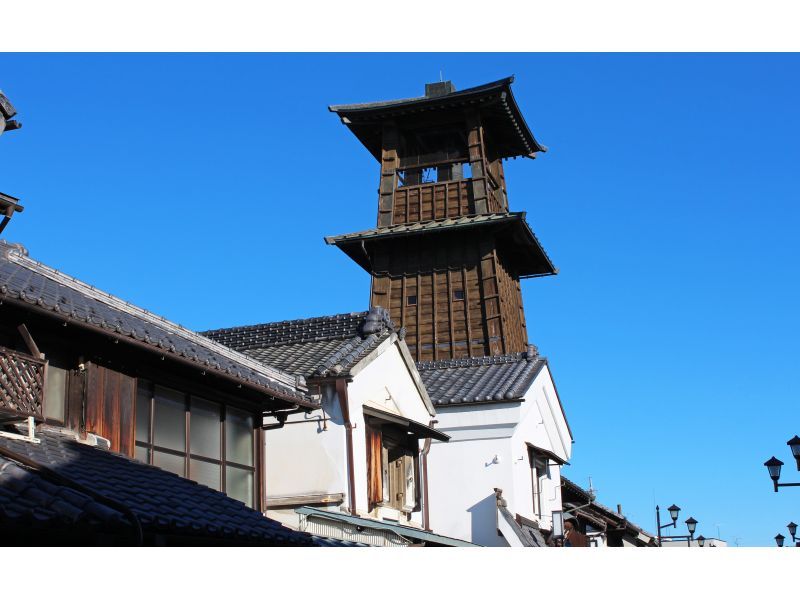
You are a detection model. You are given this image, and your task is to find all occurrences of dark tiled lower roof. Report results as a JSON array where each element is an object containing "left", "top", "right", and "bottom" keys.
[
  {"left": 561, "top": 476, "right": 655, "bottom": 543},
  {"left": 416, "top": 345, "right": 545, "bottom": 406},
  {"left": 202, "top": 307, "right": 400, "bottom": 378},
  {"left": 0, "top": 427, "right": 316, "bottom": 545},
  {"left": 0, "top": 241, "right": 311, "bottom": 406}
]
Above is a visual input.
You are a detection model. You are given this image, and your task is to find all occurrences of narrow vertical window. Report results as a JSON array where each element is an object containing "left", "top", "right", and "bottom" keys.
[
  {"left": 225, "top": 407, "right": 255, "bottom": 507},
  {"left": 44, "top": 365, "right": 67, "bottom": 423}
]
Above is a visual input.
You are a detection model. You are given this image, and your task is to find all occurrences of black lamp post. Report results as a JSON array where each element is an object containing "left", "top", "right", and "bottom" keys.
[
  {"left": 788, "top": 521, "right": 798, "bottom": 543},
  {"left": 775, "top": 534, "right": 785, "bottom": 548},
  {"left": 764, "top": 436, "right": 800, "bottom": 492},
  {"left": 789, "top": 436, "right": 800, "bottom": 470},
  {"left": 656, "top": 504, "right": 699, "bottom": 546},
  {"left": 697, "top": 535, "right": 706, "bottom": 547}
]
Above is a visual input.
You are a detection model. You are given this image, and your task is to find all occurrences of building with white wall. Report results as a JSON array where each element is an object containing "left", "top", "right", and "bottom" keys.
[
  {"left": 203, "top": 307, "right": 472, "bottom": 546},
  {"left": 419, "top": 345, "right": 573, "bottom": 546}
]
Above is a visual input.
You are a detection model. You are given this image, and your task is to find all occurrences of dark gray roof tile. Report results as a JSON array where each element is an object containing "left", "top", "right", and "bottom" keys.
[
  {"left": 0, "top": 428, "right": 319, "bottom": 545},
  {"left": 0, "top": 241, "right": 313, "bottom": 406},
  {"left": 202, "top": 307, "right": 400, "bottom": 378},
  {"left": 416, "top": 345, "right": 545, "bottom": 406}
]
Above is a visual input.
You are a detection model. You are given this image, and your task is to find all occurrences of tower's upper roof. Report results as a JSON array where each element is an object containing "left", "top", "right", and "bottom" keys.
[{"left": 328, "top": 76, "right": 546, "bottom": 161}]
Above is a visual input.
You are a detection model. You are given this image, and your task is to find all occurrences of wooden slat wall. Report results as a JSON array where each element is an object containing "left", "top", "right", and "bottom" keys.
[
  {"left": 85, "top": 362, "right": 136, "bottom": 457},
  {"left": 392, "top": 180, "right": 473, "bottom": 225},
  {"left": 370, "top": 232, "right": 527, "bottom": 362}
]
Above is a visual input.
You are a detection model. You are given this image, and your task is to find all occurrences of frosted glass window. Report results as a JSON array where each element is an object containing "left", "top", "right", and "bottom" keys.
[
  {"left": 135, "top": 445, "right": 150, "bottom": 464},
  {"left": 153, "top": 450, "right": 185, "bottom": 476},
  {"left": 191, "top": 458, "right": 221, "bottom": 491},
  {"left": 135, "top": 384, "right": 151, "bottom": 442},
  {"left": 44, "top": 366, "right": 67, "bottom": 422},
  {"left": 190, "top": 398, "right": 220, "bottom": 459},
  {"left": 225, "top": 408, "right": 253, "bottom": 466},
  {"left": 153, "top": 386, "right": 186, "bottom": 451},
  {"left": 226, "top": 466, "right": 253, "bottom": 508}
]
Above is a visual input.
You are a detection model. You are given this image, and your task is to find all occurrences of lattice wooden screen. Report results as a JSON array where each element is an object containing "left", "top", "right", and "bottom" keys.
[{"left": 0, "top": 346, "right": 46, "bottom": 419}]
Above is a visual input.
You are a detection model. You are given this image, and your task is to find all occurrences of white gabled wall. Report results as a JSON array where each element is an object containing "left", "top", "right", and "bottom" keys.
[
  {"left": 264, "top": 340, "right": 433, "bottom": 529},
  {"left": 427, "top": 402, "right": 519, "bottom": 546},
  {"left": 510, "top": 363, "right": 572, "bottom": 529},
  {"left": 427, "top": 363, "right": 573, "bottom": 546},
  {"left": 347, "top": 342, "right": 432, "bottom": 526}
]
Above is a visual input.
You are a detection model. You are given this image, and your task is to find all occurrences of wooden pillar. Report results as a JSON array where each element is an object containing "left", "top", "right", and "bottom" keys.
[
  {"left": 466, "top": 110, "right": 489, "bottom": 215},
  {"left": 378, "top": 123, "right": 399, "bottom": 227}
]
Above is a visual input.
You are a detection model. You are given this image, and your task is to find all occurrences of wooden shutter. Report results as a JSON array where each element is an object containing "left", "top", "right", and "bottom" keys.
[
  {"left": 366, "top": 423, "right": 384, "bottom": 508},
  {"left": 402, "top": 453, "right": 416, "bottom": 513}
]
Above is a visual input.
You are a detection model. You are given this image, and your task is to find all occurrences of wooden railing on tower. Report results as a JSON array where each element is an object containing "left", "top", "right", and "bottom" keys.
[
  {"left": 0, "top": 346, "right": 46, "bottom": 420},
  {"left": 391, "top": 177, "right": 506, "bottom": 225}
]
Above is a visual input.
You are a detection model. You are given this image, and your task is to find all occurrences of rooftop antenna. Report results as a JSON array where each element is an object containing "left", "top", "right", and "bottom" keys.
[
  {"left": 440, "top": 69, "right": 444, "bottom": 82},
  {"left": 588, "top": 476, "right": 596, "bottom": 501}
]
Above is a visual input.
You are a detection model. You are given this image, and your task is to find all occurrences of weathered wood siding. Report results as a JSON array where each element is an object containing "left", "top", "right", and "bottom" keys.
[
  {"left": 370, "top": 232, "right": 528, "bottom": 362},
  {"left": 84, "top": 362, "right": 136, "bottom": 456}
]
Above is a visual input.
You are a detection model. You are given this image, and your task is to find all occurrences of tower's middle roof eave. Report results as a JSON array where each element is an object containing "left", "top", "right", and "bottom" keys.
[{"left": 325, "top": 212, "right": 557, "bottom": 278}]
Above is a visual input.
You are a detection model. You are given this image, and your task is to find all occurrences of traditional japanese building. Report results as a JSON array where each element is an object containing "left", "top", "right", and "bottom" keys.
[
  {"left": 326, "top": 77, "right": 556, "bottom": 363},
  {"left": 327, "top": 77, "right": 573, "bottom": 546}
]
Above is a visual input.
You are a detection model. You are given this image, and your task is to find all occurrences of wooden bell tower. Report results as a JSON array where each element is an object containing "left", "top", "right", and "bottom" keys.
[{"left": 327, "top": 77, "right": 557, "bottom": 362}]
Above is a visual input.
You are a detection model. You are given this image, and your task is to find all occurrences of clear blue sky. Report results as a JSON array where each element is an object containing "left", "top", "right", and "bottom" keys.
[{"left": 3, "top": 53, "right": 799, "bottom": 547}]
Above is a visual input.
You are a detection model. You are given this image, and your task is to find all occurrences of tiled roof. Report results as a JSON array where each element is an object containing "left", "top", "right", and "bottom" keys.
[
  {"left": 416, "top": 345, "right": 545, "bottom": 406},
  {"left": 325, "top": 213, "right": 557, "bottom": 279},
  {"left": 561, "top": 476, "right": 656, "bottom": 543},
  {"left": 328, "top": 76, "right": 546, "bottom": 160},
  {"left": 0, "top": 427, "right": 316, "bottom": 545},
  {"left": 0, "top": 241, "right": 313, "bottom": 407},
  {"left": 202, "top": 307, "right": 401, "bottom": 378}
]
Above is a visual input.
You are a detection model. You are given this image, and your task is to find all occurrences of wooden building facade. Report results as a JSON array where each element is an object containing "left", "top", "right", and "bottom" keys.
[
  {"left": 327, "top": 78, "right": 557, "bottom": 361},
  {"left": 0, "top": 241, "right": 316, "bottom": 514}
]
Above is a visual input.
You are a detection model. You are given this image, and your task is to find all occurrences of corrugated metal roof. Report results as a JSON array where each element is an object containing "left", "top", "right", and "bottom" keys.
[
  {"left": 325, "top": 212, "right": 519, "bottom": 244},
  {"left": 296, "top": 506, "right": 477, "bottom": 547}
]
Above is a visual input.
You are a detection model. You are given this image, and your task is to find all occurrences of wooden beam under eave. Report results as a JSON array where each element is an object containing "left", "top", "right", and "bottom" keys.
[{"left": 17, "top": 323, "right": 44, "bottom": 359}]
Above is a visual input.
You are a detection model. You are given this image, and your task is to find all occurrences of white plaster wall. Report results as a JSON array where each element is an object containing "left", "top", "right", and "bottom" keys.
[
  {"left": 263, "top": 385, "right": 347, "bottom": 500},
  {"left": 427, "top": 403, "right": 519, "bottom": 546},
  {"left": 509, "top": 364, "right": 572, "bottom": 529},
  {"left": 264, "top": 341, "right": 432, "bottom": 528},
  {"left": 347, "top": 342, "right": 432, "bottom": 526},
  {"left": 348, "top": 342, "right": 432, "bottom": 426},
  {"left": 427, "top": 364, "right": 573, "bottom": 545}
]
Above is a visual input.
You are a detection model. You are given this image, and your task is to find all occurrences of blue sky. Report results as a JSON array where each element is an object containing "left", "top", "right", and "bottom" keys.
[{"left": 2, "top": 53, "right": 799, "bottom": 546}]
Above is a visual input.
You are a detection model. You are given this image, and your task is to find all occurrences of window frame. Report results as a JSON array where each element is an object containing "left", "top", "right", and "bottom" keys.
[
  {"left": 134, "top": 379, "right": 258, "bottom": 508},
  {"left": 364, "top": 418, "right": 420, "bottom": 516}
]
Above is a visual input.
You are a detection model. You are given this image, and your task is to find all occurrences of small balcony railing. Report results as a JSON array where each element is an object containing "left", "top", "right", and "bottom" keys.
[{"left": 0, "top": 346, "right": 46, "bottom": 420}]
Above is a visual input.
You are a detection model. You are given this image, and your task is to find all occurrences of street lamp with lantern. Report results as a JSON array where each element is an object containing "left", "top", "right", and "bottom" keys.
[
  {"left": 655, "top": 504, "right": 700, "bottom": 546},
  {"left": 697, "top": 535, "right": 706, "bottom": 547},
  {"left": 764, "top": 436, "right": 800, "bottom": 492},
  {"left": 787, "top": 521, "right": 798, "bottom": 543},
  {"left": 775, "top": 534, "right": 785, "bottom": 548}
]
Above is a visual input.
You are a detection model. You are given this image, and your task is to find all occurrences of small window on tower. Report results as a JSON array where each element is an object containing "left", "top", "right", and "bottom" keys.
[
  {"left": 453, "top": 290, "right": 465, "bottom": 301},
  {"left": 407, "top": 295, "right": 418, "bottom": 306}
]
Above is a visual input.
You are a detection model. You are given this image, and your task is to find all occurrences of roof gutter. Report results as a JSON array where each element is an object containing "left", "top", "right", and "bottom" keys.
[
  {"left": 335, "top": 378, "right": 358, "bottom": 515},
  {"left": 421, "top": 422, "right": 433, "bottom": 531}
]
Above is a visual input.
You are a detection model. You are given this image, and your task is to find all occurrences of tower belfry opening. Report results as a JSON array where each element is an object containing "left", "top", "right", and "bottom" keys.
[{"left": 326, "top": 77, "right": 556, "bottom": 362}]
